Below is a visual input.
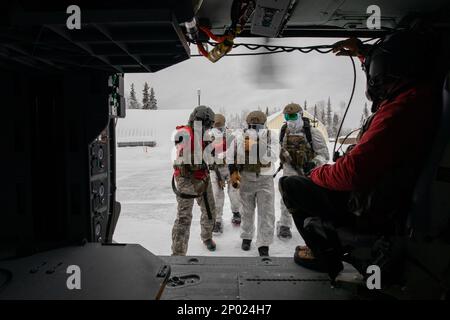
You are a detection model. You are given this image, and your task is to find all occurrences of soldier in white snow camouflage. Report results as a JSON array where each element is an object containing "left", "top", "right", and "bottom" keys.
[
  {"left": 276, "top": 103, "right": 329, "bottom": 240},
  {"left": 229, "top": 110, "right": 278, "bottom": 257},
  {"left": 208, "top": 114, "right": 242, "bottom": 234}
]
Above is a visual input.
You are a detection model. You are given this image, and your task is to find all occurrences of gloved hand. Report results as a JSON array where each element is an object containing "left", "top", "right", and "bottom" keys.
[
  {"left": 279, "top": 148, "right": 292, "bottom": 164},
  {"left": 345, "top": 144, "right": 356, "bottom": 154},
  {"left": 230, "top": 171, "right": 241, "bottom": 189},
  {"left": 303, "top": 161, "right": 317, "bottom": 175},
  {"left": 332, "top": 37, "right": 368, "bottom": 57}
]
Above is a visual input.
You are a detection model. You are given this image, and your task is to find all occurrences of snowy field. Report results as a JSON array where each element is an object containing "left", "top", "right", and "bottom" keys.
[
  {"left": 113, "top": 110, "right": 340, "bottom": 257},
  {"left": 113, "top": 145, "right": 305, "bottom": 257}
]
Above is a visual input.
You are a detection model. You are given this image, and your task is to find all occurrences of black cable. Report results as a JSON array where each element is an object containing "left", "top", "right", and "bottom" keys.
[
  {"left": 231, "top": 42, "right": 334, "bottom": 53},
  {"left": 336, "top": 127, "right": 361, "bottom": 153},
  {"left": 332, "top": 54, "right": 357, "bottom": 162},
  {"left": 190, "top": 39, "right": 336, "bottom": 55},
  {"left": 362, "top": 37, "right": 382, "bottom": 44},
  {"left": 189, "top": 37, "right": 383, "bottom": 57},
  {"left": 191, "top": 50, "right": 285, "bottom": 57}
]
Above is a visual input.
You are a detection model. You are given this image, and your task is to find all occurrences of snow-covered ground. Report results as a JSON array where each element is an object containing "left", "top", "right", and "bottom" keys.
[
  {"left": 113, "top": 145, "right": 305, "bottom": 257},
  {"left": 113, "top": 110, "right": 340, "bottom": 257}
]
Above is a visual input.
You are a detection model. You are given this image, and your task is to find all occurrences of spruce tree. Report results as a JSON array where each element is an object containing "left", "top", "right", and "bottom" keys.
[
  {"left": 332, "top": 113, "right": 340, "bottom": 137},
  {"left": 313, "top": 104, "right": 318, "bottom": 127},
  {"left": 316, "top": 100, "right": 326, "bottom": 125},
  {"left": 142, "top": 82, "right": 150, "bottom": 109},
  {"left": 149, "top": 87, "right": 158, "bottom": 110},
  {"left": 128, "top": 83, "right": 140, "bottom": 109},
  {"left": 326, "top": 97, "right": 333, "bottom": 128},
  {"left": 320, "top": 108, "right": 326, "bottom": 126}
]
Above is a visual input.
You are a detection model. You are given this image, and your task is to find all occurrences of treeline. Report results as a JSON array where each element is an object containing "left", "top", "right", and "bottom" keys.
[
  {"left": 216, "top": 106, "right": 281, "bottom": 129},
  {"left": 308, "top": 97, "right": 342, "bottom": 137},
  {"left": 127, "top": 82, "right": 158, "bottom": 110},
  {"left": 297, "top": 98, "right": 370, "bottom": 137},
  {"left": 214, "top": 98, "right": 371, "bottom": 139}
]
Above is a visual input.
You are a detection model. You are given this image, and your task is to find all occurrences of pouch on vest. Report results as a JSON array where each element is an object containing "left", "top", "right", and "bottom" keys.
[
  {"left": 284, "top": 134, "right": 315, "bottom": 169},
  {"left": 243, "top": 134, "right": 271, "bottom": 173}
]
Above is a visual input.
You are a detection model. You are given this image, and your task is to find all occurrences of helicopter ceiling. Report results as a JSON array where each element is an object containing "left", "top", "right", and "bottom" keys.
[
  {"left": 198, "top": 0, "right": 450, "bottom": 37},
  {"left": 0, "top": 0, "right": 448, "bottom": 73}
]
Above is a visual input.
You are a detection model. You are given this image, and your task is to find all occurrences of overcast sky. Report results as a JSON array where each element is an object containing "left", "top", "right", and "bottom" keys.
[{"left": 125, "top": 37, "right": 371, "bottom": 129}]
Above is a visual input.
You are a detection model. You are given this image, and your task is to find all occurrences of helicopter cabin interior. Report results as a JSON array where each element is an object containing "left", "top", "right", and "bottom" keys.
[{"left": 0, "top": 0, "right": 449, "bottom": 300}]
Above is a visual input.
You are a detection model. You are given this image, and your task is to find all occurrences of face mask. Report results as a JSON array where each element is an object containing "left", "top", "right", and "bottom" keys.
[
  {"left": 210, "top": 127, "right": 224, "bottom": 137},
  {"left": 287, "top": 116, "right": 303, "bottom": 131}
]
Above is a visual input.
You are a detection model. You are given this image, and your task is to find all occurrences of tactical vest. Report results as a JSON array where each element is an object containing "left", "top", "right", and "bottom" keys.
[
  {"left": 173, "top": 125, "right": 208, "bottom": 177},
  {"left": 280, "top": 117, "right": 316, "bottom": 171},
  {"left": 283, "top": 133, "right": 315, "bottom": 169},
  {"left": 243, "top": 132, "right": 272, "bottom": 174}
]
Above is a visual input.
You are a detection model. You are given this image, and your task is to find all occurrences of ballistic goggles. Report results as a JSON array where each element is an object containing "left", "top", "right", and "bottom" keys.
[
  {"left": 284, "top": 113, "right": 299, "bottom": 121},
  {"left": 248, "top": 124, "right": 265, "bottom": 131}
]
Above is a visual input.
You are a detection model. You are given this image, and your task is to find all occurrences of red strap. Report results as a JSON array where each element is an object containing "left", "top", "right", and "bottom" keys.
[
  {"left": 197, "top": 43, "right": 209, "bottom": 58},
  {"left": 199, "top": 26, "right": 229, "bottom": 43}
]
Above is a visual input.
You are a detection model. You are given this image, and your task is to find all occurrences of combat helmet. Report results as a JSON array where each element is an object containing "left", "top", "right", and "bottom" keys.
[
  {"left": 283, "top": 103, "right": 303, "bottom": 115},
  {"left": 246, "top": 110, "right": 267, "bottom": 125},
  {"left": 213, "top": 113, "right": 226, "bottom": 128},
  {"left": 188, "top": 105, "right": 215, "bottom": 128}
]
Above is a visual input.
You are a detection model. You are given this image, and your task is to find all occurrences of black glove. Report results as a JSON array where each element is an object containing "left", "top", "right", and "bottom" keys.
[{"left": 303, "top": 161, "right": 316, "bottom": 175}]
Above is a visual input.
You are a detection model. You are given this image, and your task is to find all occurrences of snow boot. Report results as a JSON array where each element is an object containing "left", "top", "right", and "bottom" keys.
[
  {"left": 241, "top": 239, "right": 251, "bottom": 251},
  {"left": 277, "top": 225, "right": 292, "bottom": 240},
  {"left": 213, "top": 221, "right": 223, "bottom": 233},
  {"left": 258, "top": 246, "right": 269, "bottom": 257},
  {"left": 232, "top": 212, "right": 241, "bottom": 225},
  {"left": 203, "top": 239, "right": 216, "bottom": 251}
]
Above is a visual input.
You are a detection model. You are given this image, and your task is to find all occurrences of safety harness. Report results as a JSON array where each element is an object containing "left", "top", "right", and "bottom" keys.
[
  {"left": 171, "top": 175, "right": 212, "bottom": 220},
  {"left": 171, "top": 125, "right": 213, "bottom": 220}
]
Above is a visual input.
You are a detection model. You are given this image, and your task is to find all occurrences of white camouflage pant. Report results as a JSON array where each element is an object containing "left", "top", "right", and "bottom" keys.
[
  {"left": 171, "top": 175, "right": 216, "bottom": 256},
  {"left": 210, "top": 166, "right": 241, "bottom": 223},
  {"left": 278, "top": 164, "right": 300, "bottom": 229},
  {"left": 239, "top": 171, "right": 275, "bottom": 248}
]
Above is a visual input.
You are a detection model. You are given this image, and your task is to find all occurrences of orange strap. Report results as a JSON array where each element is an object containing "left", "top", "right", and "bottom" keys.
[{"left": 196, "top": 26, "right": 235, "bottom": 59}]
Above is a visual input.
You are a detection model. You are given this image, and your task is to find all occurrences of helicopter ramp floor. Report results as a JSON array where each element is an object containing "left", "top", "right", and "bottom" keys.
[{"left": 161, "top": 256, "right": 361, "bottom": 300}]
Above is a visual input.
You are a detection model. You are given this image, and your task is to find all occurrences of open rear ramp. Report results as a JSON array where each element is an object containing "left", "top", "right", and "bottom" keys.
[{"left": 161, "top": 256, "right": 360, "bottom": 300}]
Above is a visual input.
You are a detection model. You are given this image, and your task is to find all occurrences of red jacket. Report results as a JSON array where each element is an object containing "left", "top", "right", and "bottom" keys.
[
  {"left": 310, "top": 83, "right": 439, "bottom": 191},
  {"left": 174, "top": 125, "right": 208, "bottom": 180}
]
